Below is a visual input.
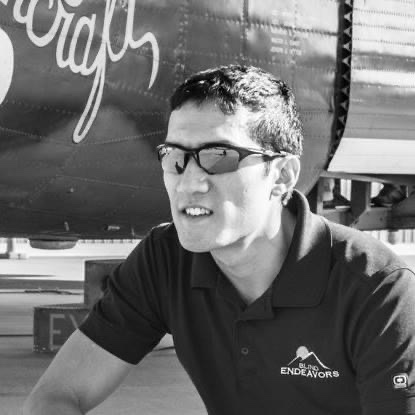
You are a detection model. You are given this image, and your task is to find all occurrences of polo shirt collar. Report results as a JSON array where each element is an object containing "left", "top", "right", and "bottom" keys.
[
  {"left": 191, "top": 250, "right": 220, "bottom": 289},
  {"left": 272, "top": 190, "right": 331, "bottom": 307},
  {"left": 190, "top": 190, "right": 332, "bottom": 308}
]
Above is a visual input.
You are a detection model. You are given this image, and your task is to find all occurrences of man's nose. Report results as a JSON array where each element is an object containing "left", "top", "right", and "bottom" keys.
[{"left": 176, "top": 157, "right": 210, "bottom": 194}]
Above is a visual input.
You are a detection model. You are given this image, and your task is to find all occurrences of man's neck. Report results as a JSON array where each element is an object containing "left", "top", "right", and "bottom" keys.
[{"left": 211, "top": 208, "right": 297, "bottom": 305}]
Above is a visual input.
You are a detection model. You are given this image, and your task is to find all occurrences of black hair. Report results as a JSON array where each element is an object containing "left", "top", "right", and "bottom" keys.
[{"left": 170, "top": 64, "right": 303, "bottom": 157}]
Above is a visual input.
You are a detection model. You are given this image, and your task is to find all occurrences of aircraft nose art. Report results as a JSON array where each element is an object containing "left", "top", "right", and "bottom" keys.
[{"left": 0, "top": 0, "right": 339, "bottom": 239}]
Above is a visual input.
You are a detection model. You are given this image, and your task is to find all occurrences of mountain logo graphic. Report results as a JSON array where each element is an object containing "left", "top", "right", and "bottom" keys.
[{"left": 280, "top": 346, "right": 340, "bottom": 379}]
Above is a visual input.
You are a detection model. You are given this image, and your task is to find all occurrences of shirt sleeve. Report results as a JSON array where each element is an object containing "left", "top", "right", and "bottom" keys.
[
  {"left": 351, "top": 267, "right": 415, "bottom": 415},
  {"left": 79, "top": 230, "right": 169, "bottom": 364}
]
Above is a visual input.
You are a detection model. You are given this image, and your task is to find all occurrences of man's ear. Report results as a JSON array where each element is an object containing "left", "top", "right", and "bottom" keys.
[{"left": 270, "top": 155, "right": 301, "bottom": 197}]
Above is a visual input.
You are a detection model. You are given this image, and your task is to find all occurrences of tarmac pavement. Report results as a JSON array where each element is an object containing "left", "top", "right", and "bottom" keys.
[
  {"left": 0, "top": 290, "right": 205, "bottom": 415},
  {"left": 0, "top": 242, "right": 205, "bottom": 415},
  {"left": 1, "top": 336, "right": 205, "bottom": 415}
]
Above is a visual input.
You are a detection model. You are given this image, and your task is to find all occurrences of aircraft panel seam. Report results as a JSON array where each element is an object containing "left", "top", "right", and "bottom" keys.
[
  {"left": 350, "top": 83, "right": 415, "bottom": 89},
  {"left": 2, "top": 88, "right": 167, "bottom": 115},
  {"left": 353, "top": 60, "right": 415, "bottom": 69},
  {"left": 180, "top": 12, "right": 338, "bottom": 37},
  {"left": 102, "top": 189, "right": 159, "bottom": 219},
  {"left": 26, "top": 165, "right": 83, "bottom": 207},
  {"left": 291, "top": 0, "right": 299, "bottom": 86},
  {"left": 121, "top": 2, "right": 182, "bottom": 15},
  {"left": 354, "top": 37, "right": 415, "bottom": 47},
  {"left": 185, "top": 13, "right": 241, "bottom": 24},
  {"left": 354, "top": 7, "right": 415, "bottom": 18},
  {"left": 171, "top": 50, "right": 337, "bottom": 72},
  {"left": 0, "top": 130, "right": 165, "bottom": 149},
  {"left": 105, "top": 81, "right": 169, "bottom": 103},
  {"left": 353, "top": 22, "right": 415, "bottom": 32},
  {"left": 47, "top": 175, "right": 164, "bottom": 191},
  {"left": 387, "top": 0, "right": 415, "bottom": 4},
  {"left": 298, "top": 110, "right": 336, "bottom": 113},
  {"left": 0, "top": 102, "right": 166, "bottom": 130},
  {"left": 174, "top": 0, "right": 190, "bottom": 87},
  {"left": 0, "top": 10, "right": 341, "bottom": 38},
  {"left": 0, "top": 120, "right": 165, "bottom": 146},
  {"left": 346, "top": 130, "right": 415, "bottom": 135},
  {"left": 187, "top": 0, "right": 340, "bottom": 20},
  {"left": 2, "top": 85, "right": 337, "bottom": 118},
  {"left": 241, "top": 0, "right": 248, "bottom": 61},
  {"left": 344, "top": 113, "right": 415, "bottom": 117},
  {"left": 352, "top": 54, "right": 415, "bottom": 62},
  {"left": 246, "top": 22, "right": 337, "bottom": 37},
  {"left": 1, "top": 98, "right": 77, "bottom": 116},
  {"left": 343, "top": 126, "right": 415, "bottom": 131},
  {"left": 0, "top": 201, "right": 152, "bottom": 224},
  {"left": 186, "top": 12, "right": 337, "bottom": 32},
  {"left": 301, "top": 134, "right": 331, "bottom": 139},
  {"left": 79, "top": 130, "right": 167, "bottom": 146},
  {"left": 0, "top": 125, "right": 45, "bottom": 140}
]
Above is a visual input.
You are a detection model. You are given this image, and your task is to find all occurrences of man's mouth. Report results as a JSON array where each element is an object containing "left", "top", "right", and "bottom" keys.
[{"left": 182, "top": 207, "right": 213, "bottom": 217}]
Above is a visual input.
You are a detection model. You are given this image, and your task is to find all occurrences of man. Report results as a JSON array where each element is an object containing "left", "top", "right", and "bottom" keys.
[{"left": 24, "top": 65, "right": 415, "bottom": 414}]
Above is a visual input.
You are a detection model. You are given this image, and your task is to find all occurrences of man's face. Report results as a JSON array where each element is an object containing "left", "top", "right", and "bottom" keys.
[{"left": 163, "top": 102, "right": 282, "bottom": 253}]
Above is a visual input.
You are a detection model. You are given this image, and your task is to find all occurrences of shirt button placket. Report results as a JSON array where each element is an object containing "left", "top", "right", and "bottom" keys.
[{"left": 236, "top": 320, "right": 255, "bottom": 391}]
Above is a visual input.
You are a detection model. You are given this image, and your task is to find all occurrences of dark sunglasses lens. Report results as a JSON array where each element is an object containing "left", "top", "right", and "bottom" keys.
[
  {"left": 199, "top": 147, "right": 240, "bottom": 174},
  {"left": 158, "top": 146, "right": 186, "bottom": 173}
]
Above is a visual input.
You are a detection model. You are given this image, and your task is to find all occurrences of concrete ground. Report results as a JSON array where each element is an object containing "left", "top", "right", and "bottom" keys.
[
  {"left": 0, "top": 242, "right": 205, "bottom": 415},
  {"left": 1, "top": 336, "right": 205, "bottom": 415},
  {"left": 0, "top": 293, "right": 205, "bottom": 415},
  {"left": 0, "top": 241, "right": 414, "bottom": 415}
]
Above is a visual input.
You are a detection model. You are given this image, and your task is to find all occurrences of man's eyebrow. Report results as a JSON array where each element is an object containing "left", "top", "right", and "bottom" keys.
[
  {"left": 164, "top": 140, "right": 187, "bottom": 147},
  {"left": 212, "top": 139, "right": 236, "bottom": 146},
  {"left": 164, "top": 140, "right": 237, "bottom": 147}
]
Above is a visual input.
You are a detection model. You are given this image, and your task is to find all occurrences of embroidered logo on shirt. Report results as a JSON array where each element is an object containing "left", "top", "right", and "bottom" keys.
[
  {"left": 392, "top": 373, "right": 409, "bottom": 390},
  {"left": 280, "top": 346, "right": 340, "bottom": 379}
]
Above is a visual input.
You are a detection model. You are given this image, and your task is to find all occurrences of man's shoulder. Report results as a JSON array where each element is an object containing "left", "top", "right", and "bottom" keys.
[
  {"left": 148, "top": 221, "right": 178, "bottom": 242},
  {"left": 324, "top": 219, "right": 410, "bottom": 282},
  {"left": 137, "top": 221, "right": 183, "bottom": 255},
  {"left": 127, "top": 222, "right": 182, "bottom": 262}
]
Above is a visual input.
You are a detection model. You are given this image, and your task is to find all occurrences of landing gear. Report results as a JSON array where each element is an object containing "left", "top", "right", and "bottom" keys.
[{"left": 308, "top": 178, "right": 415, "bottom": 231}]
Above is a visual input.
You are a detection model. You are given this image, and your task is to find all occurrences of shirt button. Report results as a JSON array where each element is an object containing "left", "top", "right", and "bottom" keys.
[{"left": 241, "top": 347, "right": 249, "bottom": 356}]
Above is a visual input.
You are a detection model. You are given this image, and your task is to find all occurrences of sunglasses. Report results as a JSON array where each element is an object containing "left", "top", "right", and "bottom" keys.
[{"left": 156, "top": 142, "right": 288, "bottom": 175}]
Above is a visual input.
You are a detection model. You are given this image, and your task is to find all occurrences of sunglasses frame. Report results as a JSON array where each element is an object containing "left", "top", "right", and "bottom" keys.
[{"left": 156, "top": 142, "right": 288, "bottom": 175}]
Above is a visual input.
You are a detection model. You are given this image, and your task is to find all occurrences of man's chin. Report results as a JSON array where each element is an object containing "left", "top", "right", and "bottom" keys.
[
  {"left": 176, "top": 232, "right": 215, "bottom": 253},
  {"left": 178, "top": 238, "right": 212, "bottom": 253}
]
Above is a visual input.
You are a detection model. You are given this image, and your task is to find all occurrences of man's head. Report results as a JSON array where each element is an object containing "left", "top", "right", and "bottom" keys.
[
  {"left": 160, "top": 65, "right": 303, "bottom": 253},
  {"left": 170, "top": 64, "right": 303, "bottom": 157}
]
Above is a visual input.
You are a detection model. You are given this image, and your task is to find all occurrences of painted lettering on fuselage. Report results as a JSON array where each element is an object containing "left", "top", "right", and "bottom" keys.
[
  {"left": 0, "top": 25, "right": 14, "bottom": 105},
  {"left": 3, "top": 0, "right": 159, "bottom": 143}
]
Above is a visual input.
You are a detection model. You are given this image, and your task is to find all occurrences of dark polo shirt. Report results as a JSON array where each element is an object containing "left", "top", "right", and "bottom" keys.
[{"left": 79, "top": 190, "right": 415, "bottom": 415}]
